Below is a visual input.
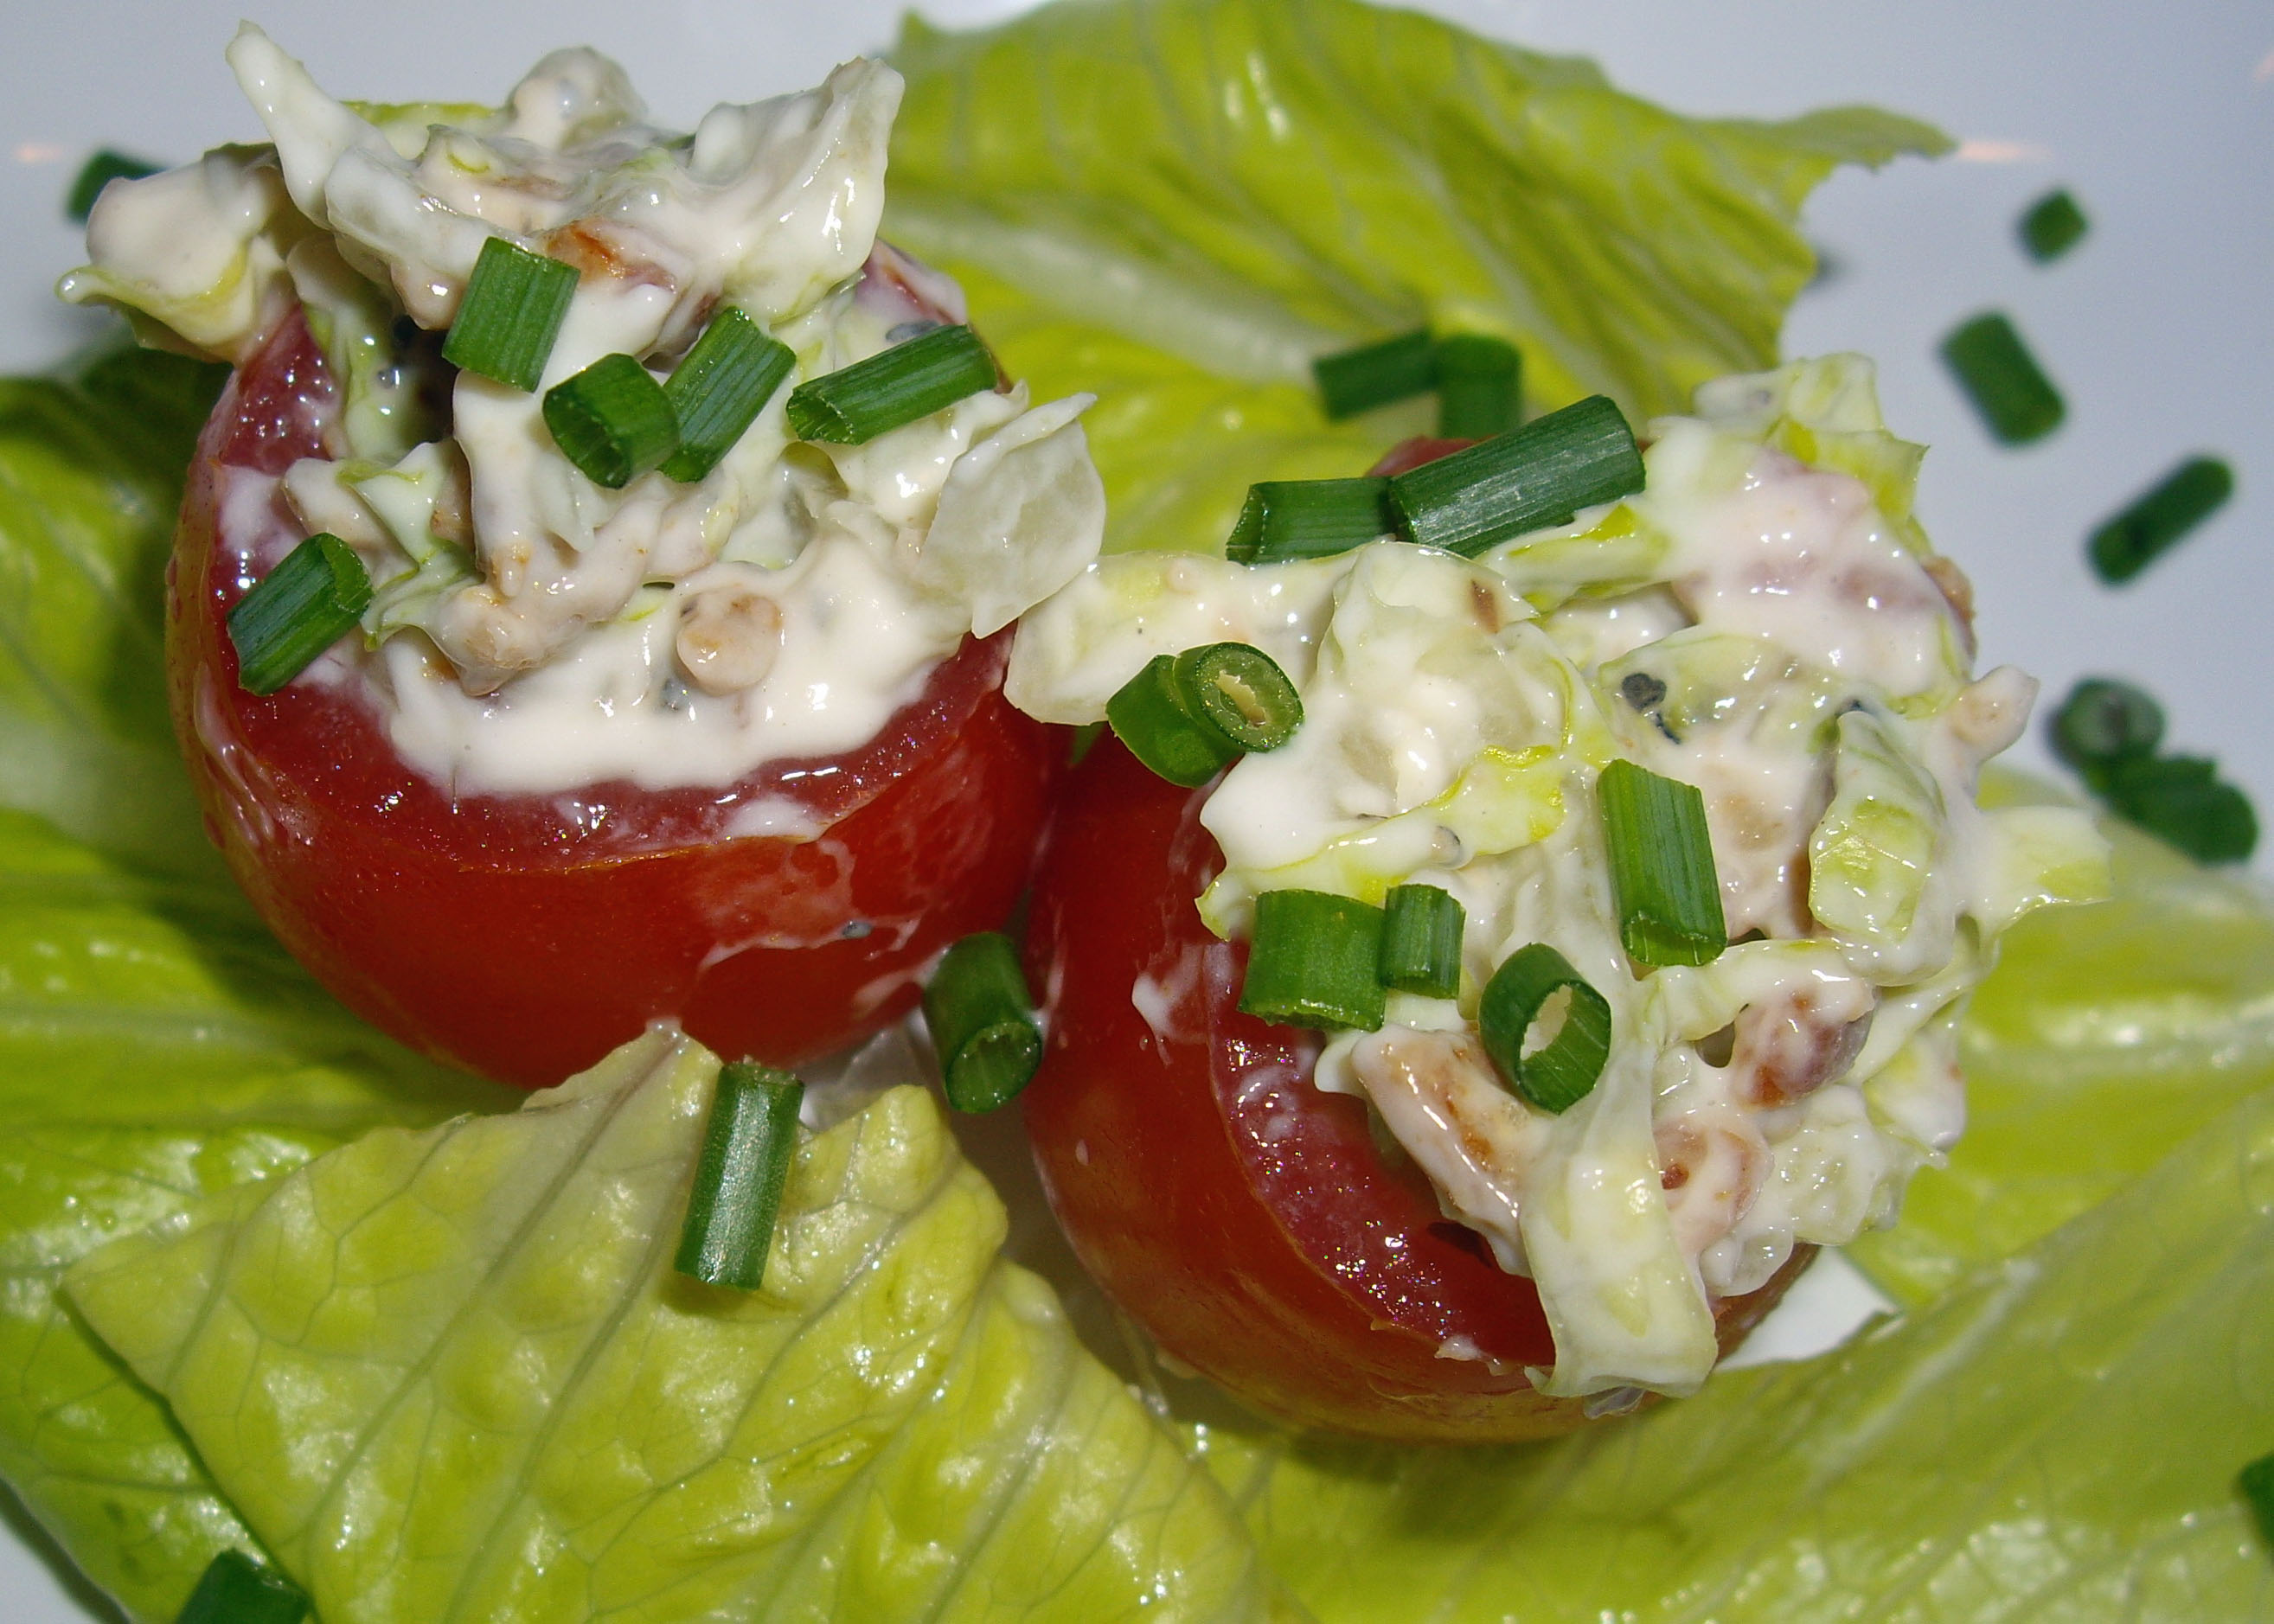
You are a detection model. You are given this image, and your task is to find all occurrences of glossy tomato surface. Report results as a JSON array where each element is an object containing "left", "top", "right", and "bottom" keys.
[
  {"left": 1023, "top": 737, "right": 1808, "bottom": 1442},
  {"left": 170, "top": 312, "right": 1059, "bottom": 1090}
]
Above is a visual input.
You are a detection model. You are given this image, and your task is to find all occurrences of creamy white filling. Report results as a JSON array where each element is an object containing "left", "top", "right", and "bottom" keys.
[
  {"left": 1013, "top": 355, "right": 2107, "bottom": 1398},
  {"left": 71, "top": 33, "right": 1107, "bottom": 801}
]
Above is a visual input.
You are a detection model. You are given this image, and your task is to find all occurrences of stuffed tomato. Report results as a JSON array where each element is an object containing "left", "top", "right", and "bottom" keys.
[
  {"left": 67, "top": 36, "right": 1102, "bottom": 1088},
  {"left": 1009, "top": 366, "right": 2108, "bottom": 1441}
]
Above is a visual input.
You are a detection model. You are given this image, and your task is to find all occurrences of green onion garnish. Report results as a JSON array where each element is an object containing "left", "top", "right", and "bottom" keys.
[
  {"left": 2087, "top": 456, "right": 2234, "bottom": 583},
  {"left": 1239, "top": 889, "right": 1387, "bottom": 1032},
  {"left": 1379, "top": 883, "right": 1464, "bottom": 999},
  {"left": 2240, "top": 1451, "right": 2274, "bottom": 1555},
  {"left": 441, "top": 236, "right": 580, "bottom": 392},
  {"left": 1939, "top": 312, "right": 2065, "bottom": 445},
  {"left": 1175, "top": 643, "right": 1303, "bottom": 754},
  {"left": 2019, "top": 189, "right": 2089, "bottom": 263},
  {"left": 1312, "top": 329, "right": 1436, "bottom": 420},
  {"left": 785, "top": 323, "right": 996, "bottom": 444},
  {"left": 2050, "top": 677, "right": 2164, "bottom": 773},
  {"left": 662, "top": 306, "right": 796, "bottom": 482},
  {"left": 922, "top": 932, "right": 1043, "bottom": 1112},
  {"left": 1387, "top": 394, "right": 1644, "bottom": 558},
  {"left": 542, "top": 353, "right": 681, "bottom": 489},
  {"left": 1479, "top": 943, "right": 1612, "bottom": 1115},
  {"left": 1106, "top": 653, "right": 1240, "bottom": 787},
  {"left": 1599, "top": 759, "right": 1727, "bottom": 967},
  {"left": 227, "top": 533, "right": 373, "bottom": 696},
  {"left": 1433, "top": 334, "right": 1521, "bottom": 439},
  {"left": 1105, "top": 643, "right": 1302, "bottom": 785},
  {"left": 175, "top": 1549, "right": 309, "bottom": 1624},
  {"left": 2101, "top": 754, "right": 2258, "bottom": 866},
  {"left": 676, "top": 1061, "right": 804, "bottom": 1291},
  {"left": 66, "top": 149, "right": 158, "bottom": 222},
  {"left": 1225, "top": 477, "right": 1394, "bottom": 565}
]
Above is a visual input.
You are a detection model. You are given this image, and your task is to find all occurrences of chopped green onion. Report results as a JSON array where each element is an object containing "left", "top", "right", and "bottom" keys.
[
  {"left": 1312, "top": 328, "right": 1436, "bottom": 420},
  {"left": 227, "top": 533, "right": 373, "bottom": 696},
  {"left": 2102, "top": 754, "right": 2258, "bottom": 866},
  {"left": 1479, "top": 943, "right": 1612, "bottom": 1115},
  {"left": 1387, "top": 394, "right": 1644, "bottom": 558},
  {"left": 1599, "top": 759, "right": 1727, "bottom": 967},
  {"left": 2240, "top": 1451, "right": 2274, "bottom": 1555},
  {"left": 175, "top": 1549, "right": 309, "bottom": 1624},
  {"left": 1106, "top": 653, "right": 1240, "bottom": 787},
  {"left": 676, "top": 1062, "right": 804, "bottom": 1291},
  {"left": 2019, "top": 189, "right": 2089, "bottom": 263},
  {"left": 785, "top": 323, "right": 996, "bottom": 444},
  {"left": 1225, "top": 477, "right": 1394, "bottom": 564},
  {"left": 2050, "top": 677, "right": 2164, "bottom": 773},
  {"left": 922, "top": 932, "right": 1043, "bottom": 1112},
  {"left": 1379, "top": 884, "right": 1464, "bottom": 998},
  {"left": 1433, "top": 334, "right": 1521, "bottom": 438},
  {"left": 1939, "top": 312, "right": 2065, "bottom": 445},
  {"left": 1175, "top": 643, "right": 1303, "bottom": 754},
  {"left": 662, "top": 306, "right": 796, "bottom": 481},
  {"left": 442, "top": 236, "right": 580, "bottom": 392},
  {"left": 1105, "top": 643, "right": 1303, "bottom": 785},
  {"left": 66, "top": 149, "right": 158, "bottom": 222},
  {"left": 2087, "top": 456, "right": 2233, "bottom": 583},
  {"left": 1239, "top": 890, "right": 1387, "bottom": 1032},
  {"left": 542, "top": 354, "right": 681, "bottom": 489}
]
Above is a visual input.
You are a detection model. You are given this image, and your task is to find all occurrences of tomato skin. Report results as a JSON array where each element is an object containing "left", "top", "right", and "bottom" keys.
[
  {"left": 1023, "top": 736, "right": 1809, "bottom": 1442},
  {"left": 170, "top": 315, "right": 1060, "bottom": 1090}
]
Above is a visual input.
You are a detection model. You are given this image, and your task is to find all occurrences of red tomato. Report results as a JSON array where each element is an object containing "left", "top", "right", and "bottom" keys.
[
  {"left": 170, "top": 311, "right": 1060, "bottom": 1090},
  {"left": 1022, "top": 737, "right": 1810, "bottom": 1442}
]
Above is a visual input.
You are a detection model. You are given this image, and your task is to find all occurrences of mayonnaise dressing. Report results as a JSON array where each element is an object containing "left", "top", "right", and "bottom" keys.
[
  {"left": 1010, "top": 354, "right": 2109, "bottom": 1397},
  {"left": 64, "top": 29, "right": 1106, "bottom": 798}
]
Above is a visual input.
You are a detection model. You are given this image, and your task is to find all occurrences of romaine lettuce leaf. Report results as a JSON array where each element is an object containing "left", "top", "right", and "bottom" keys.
[
  {"left": 0, "top": 806, "right": 506, "bottom": 1623},
  {"left": 0, "top": 342, "right": 225, "bottom": 878},
  {"left": 885, "top": 0, "right": 1947, "bottom": 556},
  {"left": 1200, "top": 1080, "right": 2274, "bottom": 1622},
  {"left": 66, "top": 1033, "right": 1278, "bottom": 1624}
]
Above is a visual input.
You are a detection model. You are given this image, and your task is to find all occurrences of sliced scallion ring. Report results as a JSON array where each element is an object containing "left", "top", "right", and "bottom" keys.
[
  {"left": 1432, "top": 333, "right": 1521, "bottom": 439},
  {"left": 1239, "top": 889, "right": 1387, "bottom": 1032},
  {"left": 675, "top": 1062, "right": 804, "bottom": 1292},
  {"left": 1173, "top": 643, "right": 1303, "bottom": 754},
  {"left": 1938, "top": 311, "right": 2064, "bottom": 445},
  {"left": 1224, "top": 477, "right": 1394, "bottom": 565},
  {"left": 2086, "top": 457, "right": 2233, "bottom": 584},
  {"left": 1379, "top": 883, "right": 1464, "bottom": 999},
  {"left": 1105, "top": 643, "right": 1303, "bottom": 785},
  {"left": 1599, "top": 759, "right": 1728, "bottom": 968},
  {"left": 785, "top": 323, "right": 996, "bottom": 444},
  {"left": 441, "top": 235, "right": 579, "bottom": 392},
  {"left": 542, "top": 353, "right": 681, "bottom": 489},
  {"left": 1105, "top": 653, "right": 1241, "bottom": 787},
  {"left": 2051, "top": 677, "right": 2164, "bottom": 769},
  {"left": 1311, "top": 328, "right": 1435, "bottom": 420},
  {"left": 227, "top": 532, "right": 373, "bottom": 696},
  {"left": 1479, "top": 943, "right": 1611, "bottom": 1114},
  {"left": 1387, "top": 393, "right": 1643, "bottom": 557},
  {"left": 922, "top": 932, "right": 1043, "bottom": 1113},
  {"left": 662, "top": 306, "right": 796, "bottom": 482}
]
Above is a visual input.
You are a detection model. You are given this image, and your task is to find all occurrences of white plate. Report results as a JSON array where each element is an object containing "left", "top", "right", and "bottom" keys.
[{"left": 2, "top": 3, "right": 2267, "bottom": 1616}]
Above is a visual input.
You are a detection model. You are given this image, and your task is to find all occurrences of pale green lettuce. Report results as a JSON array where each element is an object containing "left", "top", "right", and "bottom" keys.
[
  {"left": 885, "top": 0, "right": 1948, "bottom": 556},
  {"left": 0, "top": 806, "right": 507, "bottom": 1621},
  {"left": 0, "top": 344, "right": 224, "bottom": 877},
  {"left": 67, "top": 1033, "right": 1276, "bottom": 1624}
]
